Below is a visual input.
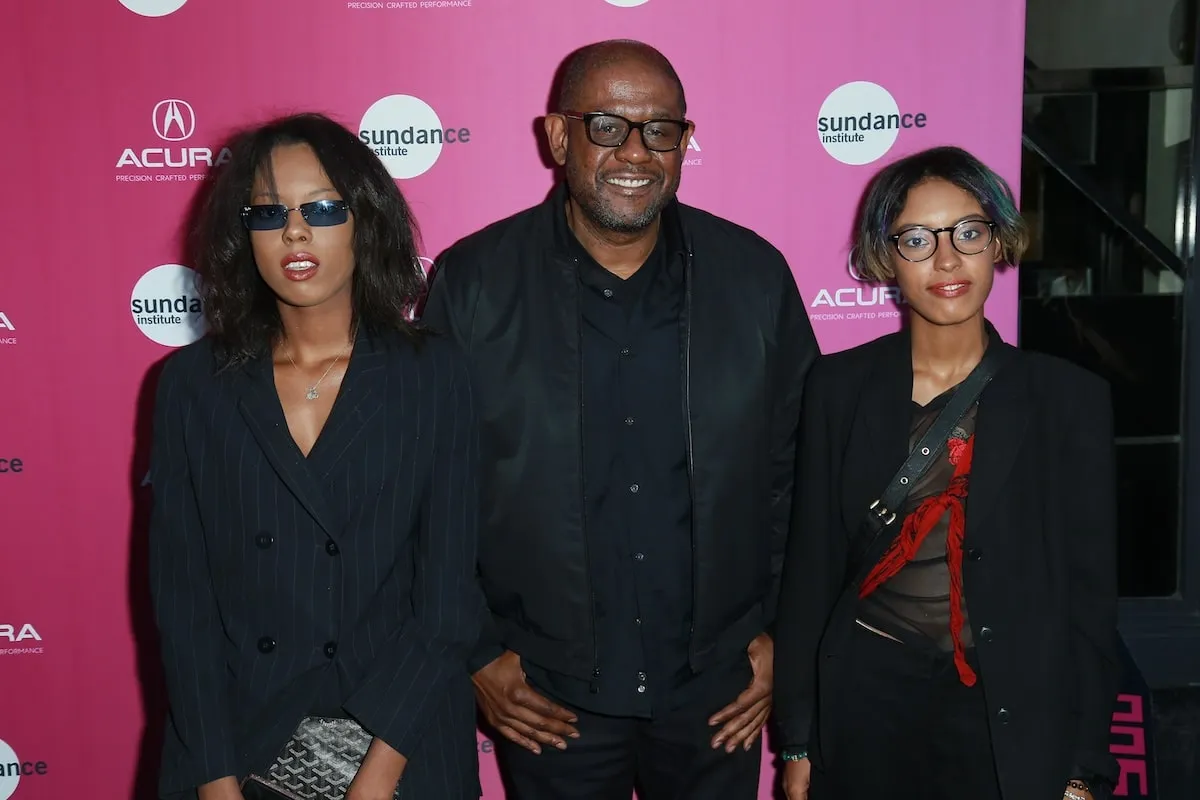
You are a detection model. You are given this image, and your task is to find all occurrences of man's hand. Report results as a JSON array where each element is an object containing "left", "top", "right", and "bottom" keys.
[
  {"left": 346, "top": 738, "right": 407, "bottom": 800},
  {"left": 472, "top": 650, "right": 580, "bottom": 754},
  {"left": 708, "top": 633, "right": 773, "bottom": 753},
  {"left": 197, "top": 777, "right": 245, "bottom": 800},
  {"left": 782, "top": 758, "right": 811, "bottom": 800}
]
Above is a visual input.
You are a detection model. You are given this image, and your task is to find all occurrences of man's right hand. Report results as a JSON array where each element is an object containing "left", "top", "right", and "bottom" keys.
[
  {"left": 472, "top": 650, "right": 580, "bottom": 754},
  {"left": 782, "top": 758, "right": 811, "bottom": 800},
  {"left": 197, "top": 776, "right": 245, "bottom": 800}
]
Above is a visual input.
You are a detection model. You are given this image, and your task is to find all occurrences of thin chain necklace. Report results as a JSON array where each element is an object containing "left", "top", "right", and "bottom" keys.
[{"left": 283, "top": 334, "right": 354, "bottom": 401}]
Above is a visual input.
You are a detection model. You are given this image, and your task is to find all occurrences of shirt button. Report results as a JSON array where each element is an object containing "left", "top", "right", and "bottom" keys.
[
  {"left": 620, "top": 347, "right": 631, "bottom": 357},
  {"left": 323, "top": 641, "right": 338, "bottom": 659},
  {"left": 997, "top": 708, "right": 1010, "bottom": 724},
  {"left": 634, "top": 552, "right": 645, "bottom": 561},
  {"left": 635, "top": 617, "right": 642, "bottom": 625},
  {"left": 979, "top": 626, "right": 994, "bottom": 642},
  {"left": 637, "top": 671, "right": 647, "bottom": 680},
  {"left": 637, "top": 685, "right": 647, "bottom": 693},
  {"left": 255, "top": 532, "right": 274, "bottom": 549},
  {"left": 325, "top": 540, "right": 339, "bottom": 556},
  {"left": 257, "top": 636, "right": 276, "bottom": 654},
  {"left": 968, "top": 548, "right": 984, "bottom": 561},
  {"left": 629, "top": 483, "right": 639, "bottom": 493},
  {"left": 603, "top": 288, "right": 614, "bottom": 298},
  {"left": 624, "top": 416, "right": 635, "bottom": 426}
]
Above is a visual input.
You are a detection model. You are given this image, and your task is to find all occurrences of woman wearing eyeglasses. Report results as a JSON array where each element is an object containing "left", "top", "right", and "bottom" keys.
[
  {"left": 774, "top": 146, "right": 1119, "bottom": 800},
  {"left": 148, "top": 113, "right": 483, "bottom": 800}
]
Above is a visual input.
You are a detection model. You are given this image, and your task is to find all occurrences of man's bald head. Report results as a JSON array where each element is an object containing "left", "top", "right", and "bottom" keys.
[{"left": 556, "top": 39, "right": 687, "bottom": 116}]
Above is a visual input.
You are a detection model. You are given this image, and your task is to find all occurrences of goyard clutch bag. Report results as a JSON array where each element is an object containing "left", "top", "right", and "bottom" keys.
[{"left": 241, "top": 716, "right": 394, "bottom": 800}]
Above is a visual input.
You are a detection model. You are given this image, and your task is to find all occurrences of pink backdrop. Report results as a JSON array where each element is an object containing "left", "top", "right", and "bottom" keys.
[{"left": 0, "top": 1, "right": 1027, "bottom": 797}]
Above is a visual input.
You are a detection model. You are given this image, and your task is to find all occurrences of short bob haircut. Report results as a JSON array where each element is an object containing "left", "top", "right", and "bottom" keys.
[
  {"left": 852, "top": 145, "right": 1029, "bottom": 283},
  {"left": 192, "top": 112, "right": 425, "bottom": 369}
]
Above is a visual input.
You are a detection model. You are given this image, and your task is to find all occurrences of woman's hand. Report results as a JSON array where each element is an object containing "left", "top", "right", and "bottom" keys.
[
  {"left": 347, "top": 738, "right": 408, "bottom": 800},
  {"left": 196, "top": 776, "right": 245, "bottom": 800},
  {"left": 782, "top": 758, "right": 812, "bottom": 800},
  {"left": 1063, "top": 781, "right": 1094, "bottom": 800}
]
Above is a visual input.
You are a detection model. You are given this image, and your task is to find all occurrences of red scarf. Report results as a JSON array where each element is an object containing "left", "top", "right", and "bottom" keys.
[{"left": 859, "top": 435, "right": 977, "bottom": 686}]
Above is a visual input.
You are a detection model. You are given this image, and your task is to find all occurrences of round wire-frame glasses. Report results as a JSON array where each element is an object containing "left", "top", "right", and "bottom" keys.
[{"left": 888, "top": 219, "right": 997, "bottom": 262}]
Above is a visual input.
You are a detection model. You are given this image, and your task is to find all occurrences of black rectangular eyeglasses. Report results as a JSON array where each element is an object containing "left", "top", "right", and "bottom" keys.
[{"left": 560, "top": 111, "right": 690, "bottom": 152}]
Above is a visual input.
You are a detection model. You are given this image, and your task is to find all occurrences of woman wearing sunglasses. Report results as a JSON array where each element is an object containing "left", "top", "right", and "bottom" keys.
[
  {"left": 148, "top": 113, "right": 482, "bottom": 800},
  {"left": 774, "top": 146, "right": 1119, "bottom": 800}
]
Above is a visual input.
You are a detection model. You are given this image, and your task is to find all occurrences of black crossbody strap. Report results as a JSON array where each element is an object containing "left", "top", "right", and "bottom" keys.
[{"left": 849, "top": 344, "right": 1011, "bottom": 581}]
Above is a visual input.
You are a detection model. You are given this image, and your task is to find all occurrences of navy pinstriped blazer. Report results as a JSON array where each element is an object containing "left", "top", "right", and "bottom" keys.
[{"left": 147, "top": 328, "right": 483, "bottom": 799}]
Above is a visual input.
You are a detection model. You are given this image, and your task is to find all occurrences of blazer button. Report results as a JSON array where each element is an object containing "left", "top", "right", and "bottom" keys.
[
  {"left": 967, "top": 548, "right": 983, "bottom": 562},
  {"left": 257, "top": 636, "right": 276, "bottom": 654},
  {"left": 997, "top": 707, "right": 1010, "bottom": 725},
  {"left": 255, "top": 532, "right": 274, "bottom": 549},
  {"left": 323, "top": 641, "right": 338, "bottom": 659},
  {"left": 325, "top": 540, "right": 339, "bottom": 556},
  {"left": 979, "top": 626, "right": 994, "bottom": 642}
]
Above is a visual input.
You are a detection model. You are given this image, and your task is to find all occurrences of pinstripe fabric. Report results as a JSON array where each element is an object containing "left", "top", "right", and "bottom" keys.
[{"left": 148, "top": 329, "right": 483, "bottom": 799}]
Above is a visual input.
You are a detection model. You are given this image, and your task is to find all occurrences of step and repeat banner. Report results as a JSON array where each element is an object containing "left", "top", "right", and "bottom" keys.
[{"left": 0, "top": 0, "right": 1047, "bottom": 797}]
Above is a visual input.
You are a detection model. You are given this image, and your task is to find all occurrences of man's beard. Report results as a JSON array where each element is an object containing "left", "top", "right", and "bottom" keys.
[{"left": 568, "top": 168, "right": 676, "bottom": 234}]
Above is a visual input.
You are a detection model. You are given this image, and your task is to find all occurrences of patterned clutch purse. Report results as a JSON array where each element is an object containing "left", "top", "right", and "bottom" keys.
[{"left": 241, "top": 716, "right": 396, "bottom": 800}]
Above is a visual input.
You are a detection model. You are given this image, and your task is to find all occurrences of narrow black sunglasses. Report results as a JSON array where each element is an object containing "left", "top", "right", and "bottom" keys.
[{"left": 240, "top": 199, "right": 350, "bottom": 231}]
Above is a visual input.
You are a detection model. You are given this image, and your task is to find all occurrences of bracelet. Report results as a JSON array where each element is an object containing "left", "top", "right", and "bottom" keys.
[
  {"left": 781, "top": 748, "right": 808, "bottom": 762},
  {"left": 1065, "top": 777, "right": 1093, "bottom": 800}
]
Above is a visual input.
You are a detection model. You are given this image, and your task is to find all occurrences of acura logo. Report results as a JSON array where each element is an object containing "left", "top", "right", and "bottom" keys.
[{"left": 152, "top": 99, "right": 195, "bottom": 142}]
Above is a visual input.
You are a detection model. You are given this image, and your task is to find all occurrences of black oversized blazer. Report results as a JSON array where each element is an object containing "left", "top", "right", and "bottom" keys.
[
  {"left": 147, "top": 330, "right": 483, "bottom": 799},
  {"left": 773, "top": 327, "right": 1120, "bottom": 798}
]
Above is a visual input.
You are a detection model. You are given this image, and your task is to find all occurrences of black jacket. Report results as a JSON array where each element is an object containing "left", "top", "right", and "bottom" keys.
[
  {"left": 421, "top": 184, "right": 818, "bottom": 680},
  {"left": 148, "top": 330, "right": 483, "bottom": 798},
  {"left": 773, "top": 329, "right": 1120, "bottom": 798}
]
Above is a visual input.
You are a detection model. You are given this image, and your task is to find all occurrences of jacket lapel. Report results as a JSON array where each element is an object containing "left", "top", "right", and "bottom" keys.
[
  {"left": 838, "top": 327, "right": 1028, "bottom": 543},
  {"left": 842, "top": 331, "right": 914, "bottom": 532},
  {"left": 305, "top": 331, "right": 387, "bottom": 475},
  {"left": 965, "top": 341, "right": 1029, "bottom": 532},
  {"left": 860, "top": 330, "right": 915, "bottom": 457},
  {"left": 235, "top": 351, "right": 340, "bottom": 540}
]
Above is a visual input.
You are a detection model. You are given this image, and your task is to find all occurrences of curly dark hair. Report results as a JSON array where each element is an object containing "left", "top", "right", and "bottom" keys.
[{"left": 191, "top": 112, "right": 426, "bottom": 368}]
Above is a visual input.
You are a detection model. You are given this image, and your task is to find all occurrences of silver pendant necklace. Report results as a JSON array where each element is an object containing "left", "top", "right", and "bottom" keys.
[{"left": 283, "top": 336, "right": 354, "bottom": 401}]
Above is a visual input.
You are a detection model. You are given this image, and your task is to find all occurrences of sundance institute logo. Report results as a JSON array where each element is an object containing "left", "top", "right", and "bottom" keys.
[
  {"left": 0, "top": 737, "right": 48, "bottom": 800},
  {"left": 359, "top": 95, "right": 470, "bottom": 179},
  {"left": 817, "top": 81, "right": 928, "bottom": 166},
  {"left": 131, "top": 264, "right": 205, "bottom": 347},
  {"left": 119, "top": 0, "right": 188, "bottom": 16}
]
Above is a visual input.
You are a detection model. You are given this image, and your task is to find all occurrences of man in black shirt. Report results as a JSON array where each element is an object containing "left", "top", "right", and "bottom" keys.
[{"left": 421, "top": 39, "right": 818, "bottom": 799}]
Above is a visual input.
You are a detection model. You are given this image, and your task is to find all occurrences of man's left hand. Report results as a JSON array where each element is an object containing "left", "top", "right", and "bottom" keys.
[{"left": 708, "top": 633, "right": 773, "bottom": 753}]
